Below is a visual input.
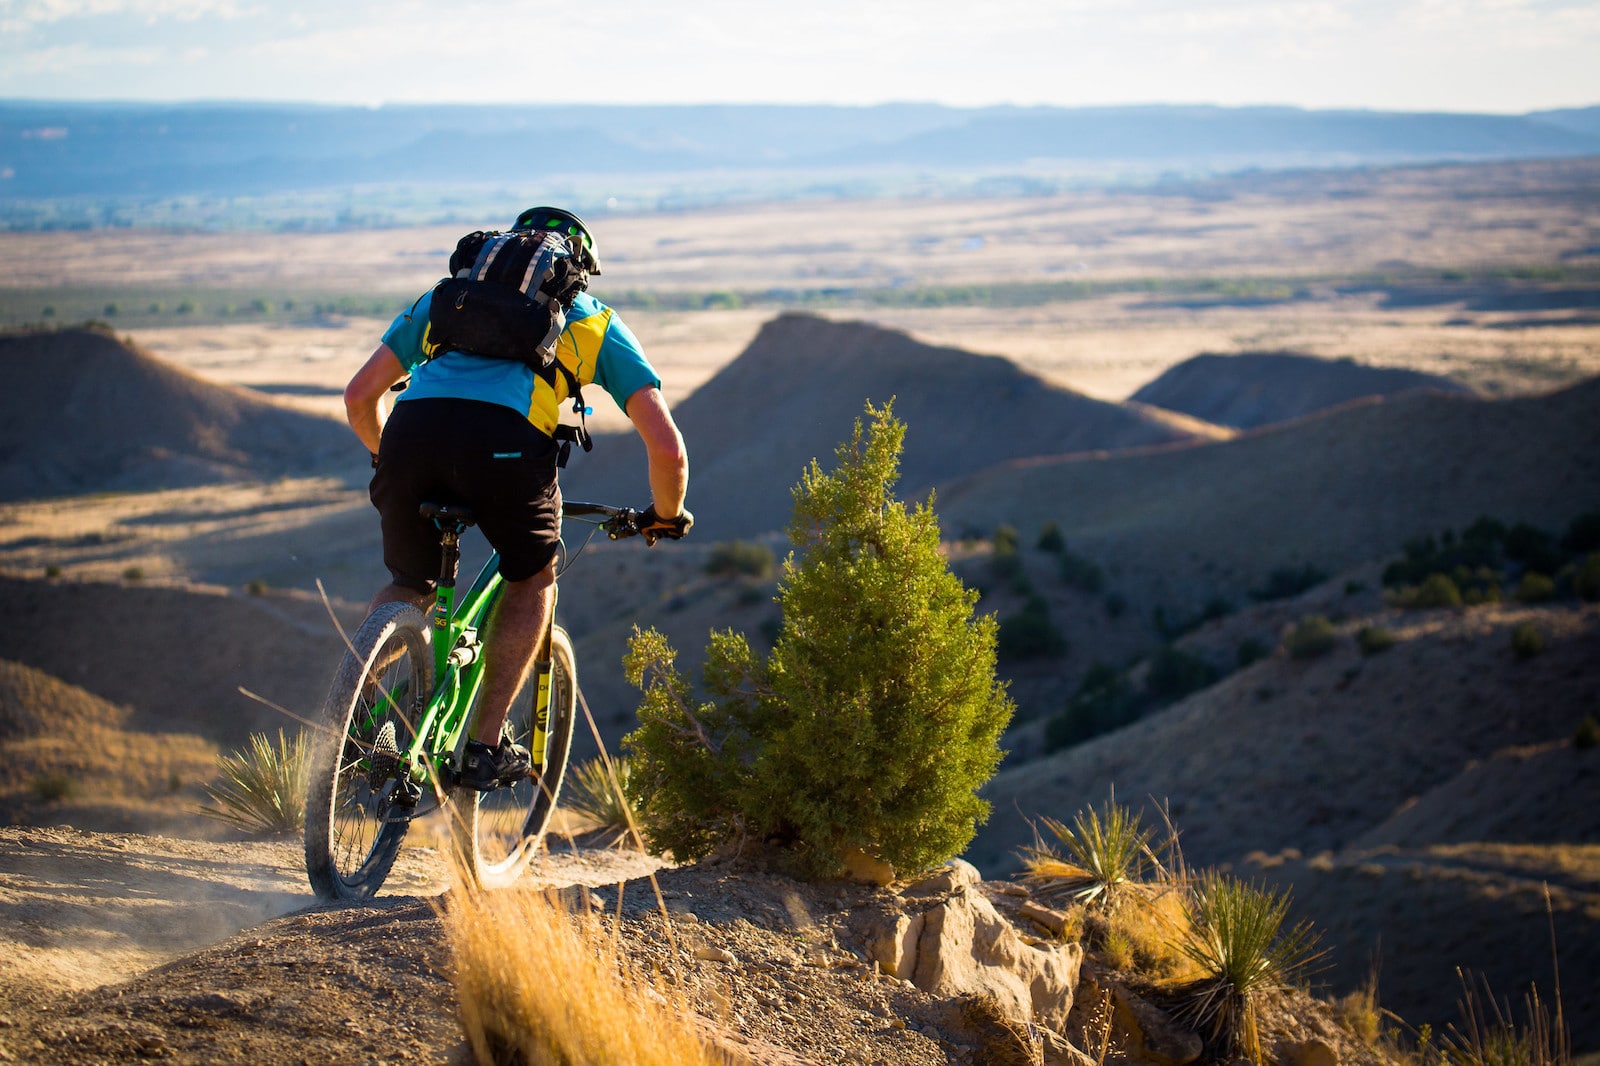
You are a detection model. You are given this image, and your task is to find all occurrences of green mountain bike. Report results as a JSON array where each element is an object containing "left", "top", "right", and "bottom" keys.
[{"left": 304, "top": 500, "right": 645, "bottom": 900}]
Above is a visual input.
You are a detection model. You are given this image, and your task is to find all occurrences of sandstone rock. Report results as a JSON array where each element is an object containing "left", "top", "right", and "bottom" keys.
[
  {"left": 911, "top": 881, "right": 1082, "bottom": 1031},
  {"left": 842, "top": 848, "right": 896, "bottom": 885},
  {"left": 1017, "top": 900, "right": 1072, "bottom": 936},
  {"left": 866, "top": 911, "right": 924, "bottom": 981},
  {"left": 1108, "top": 981, "right": 1203, "bottom": 1066},
  {"left": 906, "top": 859, "right": 983, "bottom": 897},
  {"left": 1040, "top": 1028, "right": 1096, "bottom": 1066},
  {"left": 1282, "top": 1037, "right": 1339, "bottom": 1066}
]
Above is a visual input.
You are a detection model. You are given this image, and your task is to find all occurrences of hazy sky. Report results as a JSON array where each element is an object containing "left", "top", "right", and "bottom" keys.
[{"left": 3, "top": 0, "right": 1597, "bottom": 113}]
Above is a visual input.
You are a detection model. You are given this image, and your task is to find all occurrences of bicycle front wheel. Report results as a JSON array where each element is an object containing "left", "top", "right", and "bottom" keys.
[
  {"left": 305, "top": 600, "right": 434, "bottom": 901},
  {"left": 462, "top": 624, "right": 578, "bottom": 888}
]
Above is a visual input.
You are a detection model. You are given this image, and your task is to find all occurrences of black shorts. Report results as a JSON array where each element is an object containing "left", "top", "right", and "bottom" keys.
[{"left": 370, "top": 398, "right": 561, "bottom": 590}]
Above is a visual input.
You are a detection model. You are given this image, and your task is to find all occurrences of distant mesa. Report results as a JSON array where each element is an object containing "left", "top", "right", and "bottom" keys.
[
  {"left": 0, "top": 327, "right": 355, "bottom": 502},
  {"left": 1128, "top": 350, "right": 1473, "bottom": 430},
  {"left": 564, "top": 312, "right": 1205, "bottom": 540}
]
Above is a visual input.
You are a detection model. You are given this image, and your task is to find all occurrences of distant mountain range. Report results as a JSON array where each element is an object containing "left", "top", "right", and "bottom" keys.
[{"left": 4, "top": 100, "right": 1598, "bottom": 203}]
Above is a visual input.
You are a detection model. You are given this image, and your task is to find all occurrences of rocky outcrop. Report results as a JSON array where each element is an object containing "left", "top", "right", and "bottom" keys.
[{"left": 859, "top": 861, "right": 1084, "bottom": 1033}]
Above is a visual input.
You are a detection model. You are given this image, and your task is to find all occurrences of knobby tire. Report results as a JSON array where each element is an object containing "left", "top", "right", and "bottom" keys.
[{"left": 304, "top": 601, "right": 434, "bottom": 901}]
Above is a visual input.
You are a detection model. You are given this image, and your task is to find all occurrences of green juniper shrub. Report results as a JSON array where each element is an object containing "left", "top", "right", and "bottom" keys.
[
  {"left": 1383, "top": 519, "right": 1505, "bottom": 588},
  {"left": 1509, "top": 621, "right": 1544, "bottom": 660},
  {"left": 624, "top": 401, "right": 1013, "bottom": 879},
  {"left": 1514, "top": 572, "right": 1556, "bottom": 604},
  {"left": 1250, "top": 564, "right": 1329, "bottom": 602},
  {"left": 1199, "top": 596, "right": 1234, "bottom": 624},
  {"left": 1145, "top": 646, "right": 1219, "bottom": 705},
  {"left": 1356, "top": 625, "right": 1398, "bottom": 655},
  {"left": 706, "top": 539, "right": 776, "bottom": 580},
  {"left": 990, "top": 524, "right": 1028, "bottom": 591},
  {"left": 1284, "top": 615, "right": 1339, "bottom": 660},
  {"left": 1391, "top": 572, "right": 1463, "bottom": 609},
  {"left": 1575, "top": 715, "right": 1598, "bottom": 750},
  {"left": 31, "top": 774, "right": 76, "bottom": 801},
  {"left": 1046, "top": 664, "right": 1138, "bottom": 751},
  {"left": 993, "top": 524, "right": 1020, "bottom": 556},
  {"left": 1575, "top": 554, "right": 1600, "bottom": 602},
  {"left": 1503, "top": 522, "right": 1562, "bottom": 576},
  {"left": 998, "top": 595, "right": 1068, "bottom": 661},
  {"left": 1455, "top": 565, "right": 1503, "bottom": 605},
  {"left": 45, "top": 564, "right": 61, "bottom": 579},
  {"left": 1563, "top": 511, "right": 1600, "bottom": 555},
  {"left": 1036, "top": 523, "right": 1066, "bottom": 554},
  {"left": 1236, "top": 638, "right": 1270, "bottom": 668},
  {"left": 1058, "top": 550, "right": 1105, "bottom": 594},
  {"left": 1344, "top": 580, "right": 1367, "bottom": 595},
  {"left": 1103, "top": 592, "right": 1127, "bottom": 620},
  {"left": 122, "top": 566, "right": 144, "bottom": 582}
]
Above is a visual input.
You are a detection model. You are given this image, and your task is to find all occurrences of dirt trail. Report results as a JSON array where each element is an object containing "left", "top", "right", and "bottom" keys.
[{"left": 0, "top": 825, "right": 657, "bottom": 1013}]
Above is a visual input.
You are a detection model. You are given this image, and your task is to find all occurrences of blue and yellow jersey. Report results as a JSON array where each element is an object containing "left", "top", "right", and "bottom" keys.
[{"left": 381, "top": 289, "right": 660, "bottom": 435}]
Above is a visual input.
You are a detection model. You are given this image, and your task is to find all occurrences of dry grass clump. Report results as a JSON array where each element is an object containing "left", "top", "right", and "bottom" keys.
[
  {"left": 198, "top": 729, "right": 308, "bottom": 834},
  {"left": 446, "top": 882, "right": 731, "bottom": 1066},
  {"left": 1442, "top": 970, "right": 1571, "bottom": 1066}
]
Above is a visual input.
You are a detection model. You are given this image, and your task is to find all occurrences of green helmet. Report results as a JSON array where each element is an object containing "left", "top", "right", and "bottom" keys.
[{"left": 512, "top": 205, "right": 601, "bottom": 276}]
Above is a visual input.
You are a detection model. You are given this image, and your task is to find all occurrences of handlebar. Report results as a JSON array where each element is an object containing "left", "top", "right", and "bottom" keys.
[
  {"left": 563, "top": 501, "right": 691, "bottom": 547},
  {"left": 562, "top": 501, "right": 640, "bottom": 534}
]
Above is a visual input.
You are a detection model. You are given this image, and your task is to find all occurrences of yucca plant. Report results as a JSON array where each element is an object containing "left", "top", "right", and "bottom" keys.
[
  {"left": 198, "top": 729, "right": 309, "bottom": 834},
  {"left": 1175, "top": 872, "right": 1325, "bottom": 1063},
  {"left": 563, "top": 755, "right": 641, "bottom": 848},
  {"left": 1021, "top": 798, "right": 1159, "bottom": 911}
]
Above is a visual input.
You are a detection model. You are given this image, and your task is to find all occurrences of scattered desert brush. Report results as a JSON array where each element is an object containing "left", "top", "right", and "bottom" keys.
[
  {"left": 198, "top": 728, "right": 308, "bottom": 834},
  {"left": 447, "top": 882, "right": 731, "bottom": 1066}
]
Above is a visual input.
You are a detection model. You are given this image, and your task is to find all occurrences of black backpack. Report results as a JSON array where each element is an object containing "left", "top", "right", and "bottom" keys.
[
  {"left": 421, "top": 228, "right": 595, "bottom": 461},
  {"left": 423, "top": 229, "right": 590, "bottom": 372}
]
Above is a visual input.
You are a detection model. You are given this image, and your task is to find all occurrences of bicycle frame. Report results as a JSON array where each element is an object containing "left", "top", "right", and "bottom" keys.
[{"left": 369, "top": 500, "right": 633, "bottom": 797}]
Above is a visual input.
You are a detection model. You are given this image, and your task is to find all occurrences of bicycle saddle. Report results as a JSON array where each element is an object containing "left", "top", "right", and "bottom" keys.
[{"left": 419, "top": 502, "right": 478, "bottom": 531}]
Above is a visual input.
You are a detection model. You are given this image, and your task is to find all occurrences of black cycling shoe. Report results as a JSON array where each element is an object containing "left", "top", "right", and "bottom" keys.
[{"left": 458, "top": 737, "right": 532, "bottom": 792}]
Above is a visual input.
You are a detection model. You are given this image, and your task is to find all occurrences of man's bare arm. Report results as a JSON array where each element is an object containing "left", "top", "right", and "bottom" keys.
[
  {"left": 624, "top": 385, "right": 688, "bottom": 518},
  {"left": 344, "top": 343, "right": 408, "bottom": 455}
]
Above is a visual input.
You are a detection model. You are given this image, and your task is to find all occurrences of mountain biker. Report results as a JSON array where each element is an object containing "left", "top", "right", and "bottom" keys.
[{"left": 342, "top": 206, "right": 691, "bottom": 791}]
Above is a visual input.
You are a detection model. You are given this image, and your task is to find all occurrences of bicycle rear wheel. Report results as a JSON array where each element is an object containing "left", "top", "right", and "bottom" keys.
[
  {"left": 305, "top": 600, "right": 434, "bottom": 901},
  {"left": 461, "top": 624, "right": 578, "bottom": 888}
]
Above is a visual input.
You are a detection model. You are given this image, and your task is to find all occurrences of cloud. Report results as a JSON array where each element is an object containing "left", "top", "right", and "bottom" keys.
[{"left": 1, "top": 0, "right": 1596, "bottom": 110}]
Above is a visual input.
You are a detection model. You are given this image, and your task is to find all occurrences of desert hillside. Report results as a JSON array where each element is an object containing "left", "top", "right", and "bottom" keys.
[
  {"left": 0, "top": 659, "right": 221, "bottom": 835},
  {"left": 4, "top": 576, "right": 362, "bottom": 748},
  {"left": 0, "top": 327, "right": 358, "bottom": 501},
  {"left": 565, "top": 313, "right": 1207, "bottom": 539},
  {"left": 1128, "top": 350, "right": 1472, "bottom": 428},
  {"left": 969, "top": 602, "right": 1600, "bottom": 1046},
  {"left": 937, "top": 376, "right": 1600, "bottom": 613}
]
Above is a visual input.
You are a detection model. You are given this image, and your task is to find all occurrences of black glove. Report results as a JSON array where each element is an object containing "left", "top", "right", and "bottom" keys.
[{"left": 639, "top": 504, "right": 693, "bottom": 545}]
